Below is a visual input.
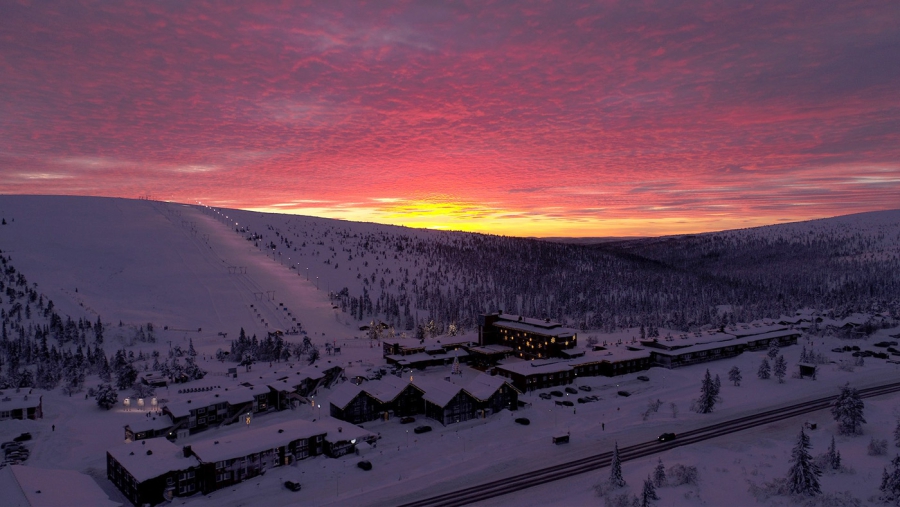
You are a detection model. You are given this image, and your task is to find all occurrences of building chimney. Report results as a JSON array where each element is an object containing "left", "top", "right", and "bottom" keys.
[{"left": 183, "top": 445, "right": 192, "bottom": 458}]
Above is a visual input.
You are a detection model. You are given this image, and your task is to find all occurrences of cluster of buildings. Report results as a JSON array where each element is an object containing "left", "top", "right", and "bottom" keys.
[
  {"left": 493, "top": 324, "right": 801, "bottom": 391},
  {"left": 109, "top": 417, "right": 375, "bottom": 506},
  {"left": 125, "top": 364, "right": 342, "bottom": 442},
  {"left": 329, "top": 373, "right": 519, "bottom": 425}
]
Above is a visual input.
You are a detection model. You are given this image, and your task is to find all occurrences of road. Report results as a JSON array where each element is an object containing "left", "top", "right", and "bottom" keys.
[{"left": 396, "top": 381, "right": 900, "bottom": 507}]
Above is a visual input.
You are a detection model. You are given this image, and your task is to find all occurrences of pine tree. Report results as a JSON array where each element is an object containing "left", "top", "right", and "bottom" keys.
[
  {"left": 787, "top": 427, "right": 821, "bottom": 496},
  {"left": 609, "top": 442, "right": 626, "bottom": 488},
  {"left": 800, "top": 345, "right": 808, "bottom": 363},
  {"left": 95, "top": 383, "right": 118, "bottom": 410},
  {"left": 767, "top": 340, "right": 780, "bottom": 360},
  {"left": 894, "top": 418, "right": 900, "bottom": 448},
  {"left": 728, "top": 366, "right": 742, "bottom": 386},
  {"left": 774, "top": 355, "right": 787, "bottom": 383},
  {"left": 758, "top": 358, "right": 771, "bottom": 379},
  {"left": 641, "top": 475, "right": 659, "bottom": 507},
  {"left": 694, "top": 369, "right": 719, "bottom": 414},
  {"left": 115, "top": 362, "right": 138, "bottom": 390},
  {"left": 831, "top": 382, "right": 866, "bottom": 435},
  {"left": 880, "top": 455, "right": 900, "bottom": 504},
  {"left": 827, "top": 436, "right": 841, "bottom": 470},
  {"left": 653, "top": 458, "right": 666, "bottom": 487}
]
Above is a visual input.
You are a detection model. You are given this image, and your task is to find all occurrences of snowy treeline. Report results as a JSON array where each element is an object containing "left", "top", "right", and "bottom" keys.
[{"left": 212, "top": 207, "right": 900, "bottom": 336}]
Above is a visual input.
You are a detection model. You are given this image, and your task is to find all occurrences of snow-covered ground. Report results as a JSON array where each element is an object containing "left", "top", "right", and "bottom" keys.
[{"left": 1, "top": 195, "right": 899, "bottom": 506}]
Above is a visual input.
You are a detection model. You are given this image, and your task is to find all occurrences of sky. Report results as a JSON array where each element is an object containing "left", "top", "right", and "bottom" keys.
[{"left": 1, "top": 1, "right": 899, "bottom": 237}]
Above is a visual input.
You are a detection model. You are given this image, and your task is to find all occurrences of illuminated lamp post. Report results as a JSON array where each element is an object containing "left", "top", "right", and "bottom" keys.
[{"left": 123, "top": 397, "right": 130, "bottom": 411}]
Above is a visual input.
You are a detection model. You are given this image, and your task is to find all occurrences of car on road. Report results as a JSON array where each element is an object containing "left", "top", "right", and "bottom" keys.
[
  {"left": 564, "top": 387, "right": 578, "bottom": 394},
  {"left": 414, "top": 425, "right": 432, "bottom": 434},
  {"left": 578, "top": 385, "right": 592, "bottom": 392},
  {"left": 550, "top": 390, "right": 564, "bottom": 397},
  {"left": 514, "top": 417, "right": 531, "bottom": 425},
  {"left": 658, "top": 432, "right": 677, "bottom": 442},
  {"left": 400, "top": 416, "right": 416, "bottom": 424},
  {"left": 637, "top": 375, "right": 650, "bottom": 381},
  {"left": 13, "top": 433, "right": 31, "bottom": 442},
  {"left": 357, "top": 460, "right": 373, "bottom": 471},
  {"left": 284, "top": 480, "right": 302, "bottom": 492}
]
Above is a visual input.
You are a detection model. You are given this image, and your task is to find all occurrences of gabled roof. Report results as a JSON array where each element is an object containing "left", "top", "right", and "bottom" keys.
[
  {"left": 415, "top": 378, "right": 463, "bottom": 407},
  {"left": 464, "top": 373, "right": 518, "bottom": 400},
  {"left": 328, "top": 382, "right": 364, "bottom": 410}
]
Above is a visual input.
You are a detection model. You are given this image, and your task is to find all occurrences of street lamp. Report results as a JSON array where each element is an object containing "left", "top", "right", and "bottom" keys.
[{"left": 316, "top": 276, "right": 319, "bottom": 290}]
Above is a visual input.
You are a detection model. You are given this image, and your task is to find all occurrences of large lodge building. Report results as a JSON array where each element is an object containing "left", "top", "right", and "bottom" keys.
[{"left": 478, "top": 312, "right": 578, "bottom": 360}]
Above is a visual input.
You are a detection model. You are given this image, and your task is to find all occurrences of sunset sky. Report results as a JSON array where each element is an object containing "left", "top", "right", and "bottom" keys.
[{"left": 2, "top": 1, "right": 898, "bottom": 237}]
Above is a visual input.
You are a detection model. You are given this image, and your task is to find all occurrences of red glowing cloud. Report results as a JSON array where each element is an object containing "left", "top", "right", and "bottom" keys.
[{"left": 2, "top": 1, "right": 898, "bottom": 236}]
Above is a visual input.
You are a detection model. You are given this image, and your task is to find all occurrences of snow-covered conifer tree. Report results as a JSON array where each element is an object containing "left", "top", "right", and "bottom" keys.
[
  {"left": 767, "top": 340, "right": 780, "bottom": 360},
  {"left": 95, "top": 383, "right": 118, "bottom": 410},
  {"left": 758, "top": 358, "right": 771, "bottom": 379},
  {"left": 609, "top": 442, "right": 626, "bottom": 488},
  {"left": 641, "top": 475, "right": 659, "bottom": 507},
  {"left": 880, "top": 455, "right": 900, "bottom": 503},
  {"left": 787, "top": 427, "right": 821, "bottom": 496},
  {"left": 894, "top": 418, "right": 900, "bottom": 448},
  {"left": 827, "top": 435, "right": 841, "bottom": 470},
  {"left": 774, "top": 355, "right": 787, "bottom": 383},
  {"left": 653, "top": 458, "right": 666, "bottom": 487},
  {"left": 831, "top": 382, "right": 866, "bottom": 435},
  {"left": 728, "top": 366, "right": 741, "bottom": 386},
  {"left": 694, "top": 369, "right": 719, "bottom": 414}
]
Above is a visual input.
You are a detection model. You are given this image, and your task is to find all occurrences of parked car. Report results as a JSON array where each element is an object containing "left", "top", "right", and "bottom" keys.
[
  {"left": 561, "top": 400, "right": 574, "bottom": 407},
  {"left": 539, "top": 393, "right": 552, "bottom": 400},
  {"left": 284, "top": 480, "right": 302, "bottom": 492},
  {"left": 357, "top": 460, "right": 373, "bottom": 471},
  {"left": 514, "top": 417, "right": 531, "bottom": 425},
  {"left": 577, "top": 397, "right": 589, "bottom": 404},
  {"left": 400, "top": 416, "right": 416, "bottom": 424},
  {"left": 658, "top": 432, "right": 677, "bottom": 442},
  {"left": 13, "top": 433, "right": 31, "bottom": 442},
  {"left": 578, "top": 385, "right": 592, "bottom": 392},
  {"left": 414, "top": 425, "right": 432, "bottom": 434},
  {"left": 637, "top": 375, "right": 650, "bottom": 381},
  {"left": 550, "top": 390, "right": 564, "bottom": 397},
  {"left": 617, "top": 390, "right": 631, "bottom": 397},
  {"left": 564, "top": 387, "right": 578, "bottom": 394}
]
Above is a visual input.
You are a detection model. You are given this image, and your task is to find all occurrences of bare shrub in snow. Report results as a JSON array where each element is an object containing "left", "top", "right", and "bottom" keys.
[
  {"left": 868, "top": 438, "right": 889, "bottom": 456},
  {"left": 667, "top": 464, "right": 699, "bottom": 486}
]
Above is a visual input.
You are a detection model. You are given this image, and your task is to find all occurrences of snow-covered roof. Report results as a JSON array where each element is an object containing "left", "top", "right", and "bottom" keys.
[
  {"left": 495, "top": 360, "right": 572, "bottom": 376},
  {"left": 723, "top": 323, "right": 788, "bottom": 338},
  {"left": 0, "top": 465, "right": 121, "bottom": 507},
  {"left": 314, "top": 417, "right": 376, "bottom": 443},
  {"left": 464, "top": 373, "right": 514, "bottom": 400},
  {"left": 0, "top": 392, "right": 42, "bottom": 411},
  {"left": 107, "top": 438, "right": 199, "bottom": 483},
  {"left": 416, "top": 377, "right": 463, "bottom": 406},
  {"left": 164, "top": 387, "right": 257, "bottom": 418},
  {"left": 328, "top": 382, "right": 364, "bottom": 410},
  {"left": 492, "top": 318, "right": 577, "bottom": 338},
  {"left": 467, "top": 344, "right": 514, "bottom": 355},
  {"left": 125, "top": 415, "right": 173, "bottom": 434},
  {"left": 385, "top": 349, "right": 469, "bottom": 365},
  {"left": 189, "top": 418, "right": 326, "bottom": 463},
  {"left": 365, "top": 375, "right": 416, "bottom": 404}
]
